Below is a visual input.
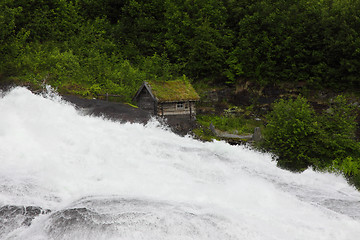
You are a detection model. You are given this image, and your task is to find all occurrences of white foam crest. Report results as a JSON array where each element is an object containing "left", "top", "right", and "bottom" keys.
[{"left": 1, "top": 87, "right": 360, "bottom": 239}]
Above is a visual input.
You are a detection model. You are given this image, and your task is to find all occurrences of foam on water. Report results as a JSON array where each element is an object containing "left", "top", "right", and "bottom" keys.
[{"left": 0, "top": 87, "right": 360, "bottom": 239}]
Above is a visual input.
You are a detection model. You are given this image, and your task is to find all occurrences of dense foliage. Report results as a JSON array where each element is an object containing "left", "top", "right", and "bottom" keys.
[
  {"left": 1, "top": 0, "right": 360, "bottom": 100},
  {"left": 262, "top": 97, "right": 317, "bottom": 171},
  {"left": 262, "top": 96, "right": 360, "bottom": 188}
]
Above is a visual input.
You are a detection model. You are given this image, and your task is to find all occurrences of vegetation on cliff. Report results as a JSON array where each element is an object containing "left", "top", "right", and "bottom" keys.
[{"left": 1, "top": 0, "right": 360, "bottom": 99}]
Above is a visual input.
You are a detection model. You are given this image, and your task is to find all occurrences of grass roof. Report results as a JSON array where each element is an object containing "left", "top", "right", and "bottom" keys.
[{"left": 147, "top": 80, "right": 200, "bottom": 102}]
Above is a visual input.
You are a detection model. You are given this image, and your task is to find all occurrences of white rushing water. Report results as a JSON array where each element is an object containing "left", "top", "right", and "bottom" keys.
[{"left": 0, "top": 87, "right": 360, "bottom": 240}]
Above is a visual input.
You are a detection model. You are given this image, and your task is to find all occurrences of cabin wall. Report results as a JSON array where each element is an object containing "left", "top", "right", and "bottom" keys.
[
  {"left": 157, "top": 102, "right": 196, "bottom": 117},
  {"left": 137, "top": 88, "right": 155, "bottom": 114}
]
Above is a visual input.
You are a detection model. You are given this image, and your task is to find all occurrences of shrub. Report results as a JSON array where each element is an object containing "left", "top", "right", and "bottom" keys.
[
  {"left": 262, "top": 95, "right": 360, "bottom": 188},
  {"left": 262, "top": 96, "right": 318, "bottom": 171}
]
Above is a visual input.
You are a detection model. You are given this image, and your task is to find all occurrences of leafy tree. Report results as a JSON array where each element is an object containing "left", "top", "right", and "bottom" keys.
[
  {"left": 163, "top": 0, "right": 231, "bottom": 80},
  {"left": 263, "top": 96, "right": 318, "bottom": 171},
  {"left": 3, "top": 0, "right": 360, "bottom": 97},
  {"left": 0, "top": 0, "right": 28, "bottom": 74},
  {"left": 7, "top": 0, "right": 81, "bottom": 42},
  {"left": 111, "top": 0, "right": 167, "bottom": 59},
  {"left": 262, "top": 95, "right": 360, "bottom": 188},
  {"left": 0, "top": 0, "right": 19, "bottom": 53},
  {"left": 225, "top": 0, "right": 360, "bottom": 89},
  {"left": 315, "top": 96, "right": 360, "bottom": 170}
]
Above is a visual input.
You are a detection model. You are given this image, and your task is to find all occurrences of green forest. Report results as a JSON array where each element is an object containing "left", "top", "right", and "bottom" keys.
[{"left": 1, "top": 0, "right": 360, "bottom": 100}]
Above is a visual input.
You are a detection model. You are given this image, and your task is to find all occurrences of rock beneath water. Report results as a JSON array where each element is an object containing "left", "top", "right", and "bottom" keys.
[
  {"left": 44, "top": 197, "right": 239, "bottom": 240},
  {"left": 0, "top": 205, "right": 51, "bottom": 237}
]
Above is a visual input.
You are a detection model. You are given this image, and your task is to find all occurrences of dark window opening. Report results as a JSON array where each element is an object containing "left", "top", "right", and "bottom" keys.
[{"left": 176, "top": 102, "right": 185, "bottom": 110}]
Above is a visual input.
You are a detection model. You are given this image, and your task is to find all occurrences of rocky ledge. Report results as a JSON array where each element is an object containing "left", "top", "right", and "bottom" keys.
[{"left": 62, "top": 95, "right": 152, "bottom": 124}]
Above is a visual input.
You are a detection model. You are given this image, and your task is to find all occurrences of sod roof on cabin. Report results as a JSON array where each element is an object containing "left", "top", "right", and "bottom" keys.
[{"left": 147, "top": 80, "right": 200, "bottom": 102}]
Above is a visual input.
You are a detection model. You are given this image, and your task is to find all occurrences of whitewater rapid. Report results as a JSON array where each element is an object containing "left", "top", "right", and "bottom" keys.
[{"left": 0, "top": 87, "right": 360, "bottom": 240}]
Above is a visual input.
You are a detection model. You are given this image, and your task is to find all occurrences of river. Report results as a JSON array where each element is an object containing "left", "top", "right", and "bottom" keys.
[{"left": 1, "top": 87, "right": 360, "bottom": 239}]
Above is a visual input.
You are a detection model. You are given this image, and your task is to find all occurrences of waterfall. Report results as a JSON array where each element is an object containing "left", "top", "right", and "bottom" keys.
[{"left": 1, "top": 87, "right": 359, "bottom": 240}]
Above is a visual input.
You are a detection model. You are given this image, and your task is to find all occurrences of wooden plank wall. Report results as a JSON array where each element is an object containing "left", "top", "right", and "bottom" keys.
[
  {"left": 157, "top": 102, "right": 196, "bottom": 116},
  {"left": 137, "top": 88, "right": 155, "bottom": 113}
]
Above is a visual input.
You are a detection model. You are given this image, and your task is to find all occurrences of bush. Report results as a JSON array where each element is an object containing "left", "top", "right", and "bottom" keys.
[
  {"left": 314, "top": 96, "right": 360, "bottom": 169},
  {"left": 262, "top": 95, "right": 360, "bottom": 188},
  {"left": 262, "top": 96, "right": 318, "bottom": 171}
]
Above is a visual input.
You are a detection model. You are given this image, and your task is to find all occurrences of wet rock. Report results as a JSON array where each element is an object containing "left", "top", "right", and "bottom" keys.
[
  {"left": 62, "top": 95, "right": 151, "bottom": 124},
  {"left": 0, "top": 205, "right": 51, "bottom": 237},
  {"left": 0, "top": 79, "right": 17, "bottom": 92},
  {"left": 45, "top": 197, "right": 239, "bottom": 240},
  {"left": 214, "top": 102, "right": 229, "bottom": 114},
  {"left": 0, "top": 205, "right": 51, "bottom": 224},
  {"left": 203, "top": 90, "right": 219, "bottom": 103},
  {"left": 310, "top": 101, "right": 328, "bottom": 113},
  {"left": 230, "top": 90, "right": 251, "bottom": 106},
  {"left": 262, "top": 84, "right": 286, "bottom": 97}
]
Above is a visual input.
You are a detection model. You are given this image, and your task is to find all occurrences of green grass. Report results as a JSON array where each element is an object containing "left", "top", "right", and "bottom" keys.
[
  {"left": 148, "top": 78, "right": 200, "bottom": 102},
  {"left": 192, "top": 126, "right": 219, "bottom": 142},
  {"left": 197, "top": 114, "right": 262, "bottom": 134},
  {"left": 125, "top": 102, "right": 138, "bottom": 108}
]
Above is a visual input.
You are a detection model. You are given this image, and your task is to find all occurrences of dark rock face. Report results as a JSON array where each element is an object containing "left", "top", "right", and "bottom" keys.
[
  {"left": 43, "top": 197, "right": 237, "bottom": 239},
  {"left": 62, "top": 95, "right": 152, "bottom": 124},
  {"left": 63, "top": 95, "right": 198, "bottom": 135},
  {"left": 0, "top": 79, "right": 17, "bottom": 92},
  {"left": 0, "top": 205, "right": 51, "bottom": 237},
  {"left": 199, "top": 82, "right": 285, "bottom": 116},
  {"left": 231, "top": 90, "right": 252, "bottom": 106},
  {"left": 199, "top": 83, "right": 281, "bottom": 117},
  {"left": 310, "top": 101, "right": 328, "bottom": 113},
  {"left": 162, "top": 115, "right": 197, "bottom": 136}
]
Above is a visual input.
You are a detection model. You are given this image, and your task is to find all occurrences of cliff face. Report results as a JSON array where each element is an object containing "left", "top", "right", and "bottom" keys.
[{"left": 196, "top": 81, "right": 360, "bottom": 140}]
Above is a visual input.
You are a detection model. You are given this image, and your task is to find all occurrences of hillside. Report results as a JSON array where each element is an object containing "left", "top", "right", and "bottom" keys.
[{"left": 1, "top": 0, "right": 360, "bottom": 100}]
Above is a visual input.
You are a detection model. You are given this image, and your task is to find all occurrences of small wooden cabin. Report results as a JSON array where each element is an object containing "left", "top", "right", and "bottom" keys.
[{"left": 133, "top": 80, "right": 200, "bottom": 120}]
